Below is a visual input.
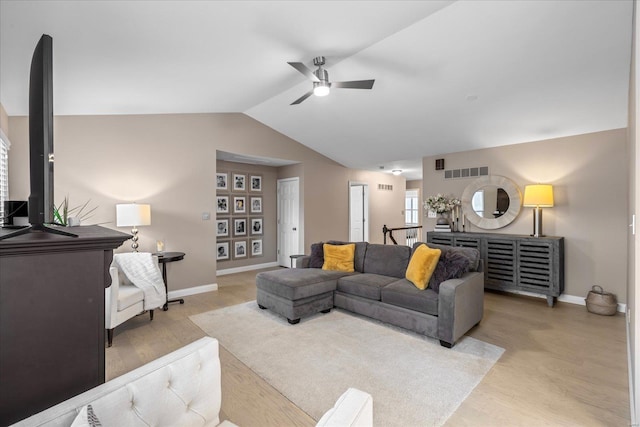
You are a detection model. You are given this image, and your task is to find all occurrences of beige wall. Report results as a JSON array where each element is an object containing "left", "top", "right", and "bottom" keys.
[
  {"left": 423, "top": 128, "right": 629, "bottom": 303},
  {"left": 301, "top": 159, "right": 406, "bottom": 248},
  {"left": 406, "top": 179, "right": 422, "bottom": 190},
  {"left": 7, "top": 112, "right": 406, "bottom": 290}
]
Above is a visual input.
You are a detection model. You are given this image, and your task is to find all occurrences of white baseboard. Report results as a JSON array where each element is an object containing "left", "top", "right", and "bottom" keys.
[
  {"left": 502, "top": 288, "right": 626, "bottom": 313},
  {"left": 167, "top": 283, "right": 218, "bottom": 299},
  {"left": 164, "top": 261, "right": 292, "bottom": 297},
  {"left": 217, "top": 262, "right": 280, "bottom": 276}
]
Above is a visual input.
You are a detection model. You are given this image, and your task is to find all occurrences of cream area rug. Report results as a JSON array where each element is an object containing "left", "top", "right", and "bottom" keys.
[{"left": 190, "top": 302, "right": 504, "bottom": 427}]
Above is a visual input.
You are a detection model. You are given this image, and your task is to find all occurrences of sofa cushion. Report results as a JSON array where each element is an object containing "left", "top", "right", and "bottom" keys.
[
  {"left": 309, "top": 242, "right": 325, "bottom": 268},
  {"left": 362, "top": 244, "right": 411, "bottom": 278},
  {"left": 71, "top": 404, "right": 102, "bottom": 427},
  {"left": 381, "top": 279, "right": 439, "bottom": 316},
  {"left": 323, "top": 243, "right": 356, "bottom": 272},
  {"left": 328, "top": 241, "right": 368, "bottom": 273},
  {"left": 337, "top": 273, "right": 400, "bottom": 301},
  {"left": 405, "top": 244, "right": 441, "bottom": 290},
  {"left": 256, "top": 269, "right": 350, "bottom": 300},
  {"left": 307, "top": 241, "right": 368, "bottom": 272},
  {"left": 428, "top": 249, "right": 473, "bottom": 292},
  {"left": 117, "top": 284, "right": 144, "bottom": 311},
  {"left": 413, "top": 242, "right": 481, "bottom": 272}
]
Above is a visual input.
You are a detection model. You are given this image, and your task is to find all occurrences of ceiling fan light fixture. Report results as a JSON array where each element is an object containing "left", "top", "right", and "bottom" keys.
[{"left": 313, "top": 81, "right": 330, "bottom": 97}]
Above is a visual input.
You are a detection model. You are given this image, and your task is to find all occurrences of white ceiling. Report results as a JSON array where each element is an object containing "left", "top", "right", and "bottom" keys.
[{"left": 0, "top": 1, "right": 633, "bottom": 180}]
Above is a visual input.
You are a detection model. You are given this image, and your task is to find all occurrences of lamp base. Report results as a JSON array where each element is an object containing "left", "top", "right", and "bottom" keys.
[
  {"left": 531, "top": 207, "right": 544, "bottom": 238},
  {"left": 130, "top": 227, "right": 139, "bottom": 252}
]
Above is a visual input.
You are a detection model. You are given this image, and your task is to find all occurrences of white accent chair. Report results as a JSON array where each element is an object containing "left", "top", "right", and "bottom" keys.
[
  {"left": 13, "top": 338, "right": 233, "bottom": 427},
  {"left": 105, "top": 256, "right": 159, "bottom": 347},
  {"left": 13, "top": 337, "right": 373, "bottom": 427}
]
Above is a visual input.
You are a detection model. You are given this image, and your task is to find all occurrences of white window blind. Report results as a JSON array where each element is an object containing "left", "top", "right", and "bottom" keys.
[{"left": 0, "top": 130, "right": 10, "bottom": 222}]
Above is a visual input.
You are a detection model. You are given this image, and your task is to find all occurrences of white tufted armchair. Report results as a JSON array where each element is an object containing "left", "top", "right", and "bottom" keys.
[
  {"left": 13, "top": 337, "right": 237, "bottom": 426},
  {"left": 14, "top": 337, "right": 373, "bottom": 427}
]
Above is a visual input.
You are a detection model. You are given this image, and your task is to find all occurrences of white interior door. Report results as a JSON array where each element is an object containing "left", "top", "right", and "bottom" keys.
[
  {"left": 349, "top": 183, "right": 369, "bottom": 242},
  {"left": 277, "top": 178, "right": 300, "bottom": 267}
]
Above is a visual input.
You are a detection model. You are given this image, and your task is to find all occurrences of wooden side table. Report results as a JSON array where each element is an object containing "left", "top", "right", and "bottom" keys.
[{"left": 154, "top": 251, "right": 185, "bottom": 311}]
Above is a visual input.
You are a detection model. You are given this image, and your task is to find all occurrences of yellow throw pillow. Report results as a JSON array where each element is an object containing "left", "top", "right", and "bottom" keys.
[
  {"left": 406, "top": 244, "right": 442, "bottom": 290},
  {"left": 322, "top": 243, "right": 356, "bottom": 272}
]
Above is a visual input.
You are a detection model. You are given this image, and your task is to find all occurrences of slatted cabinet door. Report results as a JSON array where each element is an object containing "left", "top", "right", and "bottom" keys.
[
  {"left": 426, "top": 231, "right": 564, "bottom": 306},
  {"left": 517, "top": 240, "right": 563, "bottom": 296},
  {"left": 485, "top": 239, "right": 517, "bottom": 290}
]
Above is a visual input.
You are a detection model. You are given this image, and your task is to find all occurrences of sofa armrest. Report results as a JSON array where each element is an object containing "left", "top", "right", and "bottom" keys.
[
  {"left": 316, "top": 388, "right": 373, "bottom": 427},
  {"left": 437, "top": 271, "right": 484, "bottom": 346},
  {"left": 296, "top": 255, "right": 311, "bottom": 268}
]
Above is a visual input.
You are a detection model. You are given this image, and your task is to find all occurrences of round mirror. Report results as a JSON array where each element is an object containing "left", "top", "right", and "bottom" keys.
[{"left": 461, "top": 175, "right": 522, "bottom": 229}]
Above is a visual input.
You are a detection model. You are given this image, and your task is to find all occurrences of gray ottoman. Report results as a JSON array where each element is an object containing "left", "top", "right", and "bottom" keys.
[{"left": 256, "top": 268, "right": 351, "bottom": 324}]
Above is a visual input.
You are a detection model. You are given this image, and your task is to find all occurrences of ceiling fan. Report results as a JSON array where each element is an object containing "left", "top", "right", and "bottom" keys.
[{"left": 287, "top": 56, "right": 375, "bottom": 105}]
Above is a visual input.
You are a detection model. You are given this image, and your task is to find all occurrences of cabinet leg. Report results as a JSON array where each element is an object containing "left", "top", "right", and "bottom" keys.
[{"left": 547, "top": 296, "right": 556, "bottom": 307}]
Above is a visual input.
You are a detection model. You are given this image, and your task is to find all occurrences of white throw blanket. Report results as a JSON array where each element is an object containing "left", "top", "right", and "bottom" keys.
[{"left": 113, "top": 253, "right": 166, "bottom": 311}]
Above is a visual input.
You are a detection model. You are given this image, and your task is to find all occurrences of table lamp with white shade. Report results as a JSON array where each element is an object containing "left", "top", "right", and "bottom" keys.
[{"left": 116, "top": 203, "right": 151, "bottom": 251}]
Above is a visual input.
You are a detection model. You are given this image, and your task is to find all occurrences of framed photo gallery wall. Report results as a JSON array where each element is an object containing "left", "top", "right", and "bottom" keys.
[{"left": 216, "top": 170, "right": 263, "bottom": 261}]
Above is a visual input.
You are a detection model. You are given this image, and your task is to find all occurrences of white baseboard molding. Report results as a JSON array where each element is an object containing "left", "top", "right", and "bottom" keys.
[
  {"left": 501, "top": 288, "right": 626, "bottom": 313},
  {"left": 217, "top": 262, "right": 280, "bottom": 276},
  {"left": 167, "top": 283, "right": 218, "bottom": 299}
]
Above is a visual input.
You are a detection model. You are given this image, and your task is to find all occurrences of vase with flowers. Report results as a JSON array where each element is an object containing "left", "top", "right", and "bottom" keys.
[{"left": 423, "top": 194, "right": 461, "bottom": 226}]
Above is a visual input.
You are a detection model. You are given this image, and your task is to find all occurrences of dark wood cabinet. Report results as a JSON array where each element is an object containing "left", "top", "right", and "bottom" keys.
[
  {"left": 0, "top": 226, "right": 129, "bottom": 425},
  {"left": 427, "top": 231, "right": 564, "bottom": 306}
]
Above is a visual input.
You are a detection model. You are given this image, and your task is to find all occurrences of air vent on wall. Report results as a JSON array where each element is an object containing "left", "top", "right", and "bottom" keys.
[
  {"left": 378, "top": 184, "right": 393, "bottom": 191},
  {"left": 444, "top": 166, "right": 489, "bottom": 180}
]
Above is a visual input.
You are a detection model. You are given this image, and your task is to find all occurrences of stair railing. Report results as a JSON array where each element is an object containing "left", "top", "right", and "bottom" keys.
[{"left": 382, "top": 224, "right": 423, "bottom": 246}]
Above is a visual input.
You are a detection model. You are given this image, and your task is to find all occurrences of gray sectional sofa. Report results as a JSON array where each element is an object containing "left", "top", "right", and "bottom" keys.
[{"left": 256, "top": 242, "right": 485, "bottom": 348}]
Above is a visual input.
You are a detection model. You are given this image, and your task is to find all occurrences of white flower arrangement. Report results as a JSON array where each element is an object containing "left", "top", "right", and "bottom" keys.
[{"left": 423, "top": 194, "right": 461, "bottom": 214}]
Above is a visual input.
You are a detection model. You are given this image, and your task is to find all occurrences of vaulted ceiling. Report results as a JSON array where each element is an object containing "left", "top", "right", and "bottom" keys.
[{"left": 0, "top": 1, "right": 633, "bottom": 180}]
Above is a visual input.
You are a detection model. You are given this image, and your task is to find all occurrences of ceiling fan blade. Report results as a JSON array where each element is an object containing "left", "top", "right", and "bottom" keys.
[
  {"left": 288, "top": 62, "right": 320, "bottom": 82},
  {"left": 332, "top": 79, "right": 375, "bottom": 89},
  {"left": 291, "top": 90, "right": 314, "bottom": 105}
]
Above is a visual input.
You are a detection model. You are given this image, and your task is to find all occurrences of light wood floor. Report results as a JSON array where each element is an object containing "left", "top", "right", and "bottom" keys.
[{"left": 106, "top": 268, "right": 630, "bottom": 426}]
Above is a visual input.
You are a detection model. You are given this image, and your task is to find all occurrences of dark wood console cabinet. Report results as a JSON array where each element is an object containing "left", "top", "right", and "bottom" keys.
[
  {"left": 427, "top": 231, "right": 564, "bottom": 306},
  {"left": 0, "top": 226, "right": 130, "bottom": 425}
]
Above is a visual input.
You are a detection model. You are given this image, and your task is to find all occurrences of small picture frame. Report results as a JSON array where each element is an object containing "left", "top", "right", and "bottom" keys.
[
  {"left": 250, "top": 175, "right": 262, "bottom": 192},
  {"left": 234, "top": 218, "right": 247, "bottom": 236},
  {"left": 216, "top": 196, "right": 229, "bottom": 214},
  {"left": 250, "top": 197, "right": 262, "bottom": 214},
  {"left": 234, "top": 240, "right": 247, "bottom": 259},
  {"left": 216, "top": 172, "right": 228, "bottom": 191},
  {"left": 216, "top": 219, "right": 229, "bottom": 237},
  {"left": 251, "top": 239, "right": 263, "bottom": 257},
  {"left": 233, "top": 173, "right": 246, "bottom": 192},
  {"left": 216, "top": 241, "right": 229, "bottom": 261},
  {"left": 250, "top": 218, "right": 263, "bottom": 235},
  {"left": 234, "top": 196, "right": 246, "bottom": 214}
]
